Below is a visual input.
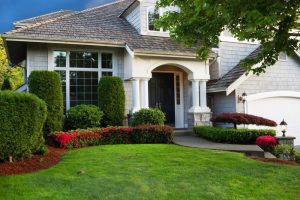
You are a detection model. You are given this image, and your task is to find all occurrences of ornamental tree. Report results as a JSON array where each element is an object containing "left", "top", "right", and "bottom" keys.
[{"left": 156, "top": 0, "right": 300, "bottom": 75}]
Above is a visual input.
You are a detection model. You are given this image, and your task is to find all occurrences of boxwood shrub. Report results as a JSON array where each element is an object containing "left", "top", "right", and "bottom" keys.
[
  {"left": 98, "top": 77, "right": 125, "bottom": 126},
  {"left": 65, "top": 104, "right": 104, "bottom": 130},
  {"left": 193, "top": 126, "right": 276, "bottom": 144},
  {"left": 28, "top": 71, "right": 64, "bottom": 136},
  {"left": 131, "top": 108, "right": 165, "bottom": 126},
  {"left": 0, "top": 91, "right": 47, "bottom": 161},
  {"left": 131, "top": 125, "right": 173, "bottom": 144}
]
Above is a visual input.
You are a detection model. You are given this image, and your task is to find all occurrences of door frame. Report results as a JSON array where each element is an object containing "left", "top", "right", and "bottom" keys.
[{"left": 151, "top": 70, "right": 184, "bottom": 128}]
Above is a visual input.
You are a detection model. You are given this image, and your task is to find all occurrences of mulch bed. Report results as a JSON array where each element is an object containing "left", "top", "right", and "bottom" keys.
[
  {"left": 0, "top": 146, "right": 66, "bottom": 176},
  {"left": 250, "top": 156, "right": 300, "bottom": 167}
]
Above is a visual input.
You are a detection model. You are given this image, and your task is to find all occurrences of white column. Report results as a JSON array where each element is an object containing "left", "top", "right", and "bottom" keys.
[
  {"left": 189, "top": 80, "right": 201, "bottom": 113},
  {"left": 132, "top": 78, "right": 141, "bottom": 113},
  {"left": 140, "top": 78, "right": 149, "bottom": 108},
  {"left": 199, "top": 80, "right": 211, "bottom": 112}
]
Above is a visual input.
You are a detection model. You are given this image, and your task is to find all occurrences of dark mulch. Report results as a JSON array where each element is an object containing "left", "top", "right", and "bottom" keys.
[
  {"left": 0, "top": 146, "right": 66, "bottom": 176},
  {"left": 251, "top": 156, "right": 300, "bottom": 167}
]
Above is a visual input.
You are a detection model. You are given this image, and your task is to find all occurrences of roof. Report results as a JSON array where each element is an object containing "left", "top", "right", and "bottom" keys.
[
  {"left": 4, "top": 0, "right": 197, "bottom": 56},
  {"left": 14, "top": 10, "right": 76, "bottom": 27},
  {"left": 207, "top": 47, "right": 262, "bottom": 93}
]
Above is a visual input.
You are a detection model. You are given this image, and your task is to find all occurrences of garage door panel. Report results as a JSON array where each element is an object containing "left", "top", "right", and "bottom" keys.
[{"left": 248, "top": 97, "right": 300, "bottom": 145}]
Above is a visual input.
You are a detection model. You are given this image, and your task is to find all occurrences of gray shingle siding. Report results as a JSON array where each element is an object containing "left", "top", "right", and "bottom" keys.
[
  {"left": 27, "top": 43, "right": 48, "bottom": 76},
  {"left": 219, "top": 41, "right": 259, "bottom": 77},
  {"left": 236, "top": 55, "right": 300, "bottom": 112},
  {"left": 125, "top": 3, "right": 141, "bottom": 33}
]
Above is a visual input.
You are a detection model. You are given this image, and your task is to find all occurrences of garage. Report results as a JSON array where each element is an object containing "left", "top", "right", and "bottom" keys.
[{"left": 247, "top": 91, "right": 300, "bottom": 145}]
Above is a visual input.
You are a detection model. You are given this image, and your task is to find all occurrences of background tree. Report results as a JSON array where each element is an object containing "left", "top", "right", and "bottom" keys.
[
  {"left": 0, "top": 36, "right": 24, "bottom": 89},
  {"left": 156, "top": 0, "right": 300, "bottom": 74}
]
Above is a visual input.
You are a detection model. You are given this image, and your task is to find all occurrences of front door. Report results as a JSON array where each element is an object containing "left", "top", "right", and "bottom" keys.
[{"left": 149, "top": 73, "right": 175, "bottom": 126}]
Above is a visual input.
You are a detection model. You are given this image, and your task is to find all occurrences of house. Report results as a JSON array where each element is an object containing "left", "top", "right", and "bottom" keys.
[{"left": 2, "top": 0, "right": 300, "bottom": 144}]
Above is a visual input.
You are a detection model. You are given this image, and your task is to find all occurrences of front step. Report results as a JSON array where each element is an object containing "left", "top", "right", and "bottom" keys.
[{"left": 173, "top": 129, "right": 193, "bottom": 136}]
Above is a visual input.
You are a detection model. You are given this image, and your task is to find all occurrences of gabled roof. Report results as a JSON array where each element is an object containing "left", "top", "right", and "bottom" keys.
[
  {"left": 14, "top": 10, "right": 76, "bottom": 27},
  {"left": 3, "top": 0, "right": 197, "bottom": 57},
  {"left": 207, "top": 47, "right": 262, "bottom": 93}
]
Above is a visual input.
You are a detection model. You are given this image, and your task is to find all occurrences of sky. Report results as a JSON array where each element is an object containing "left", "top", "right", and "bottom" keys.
[{"left": 0, "top": 0, "right": 115, "bottom": 33}]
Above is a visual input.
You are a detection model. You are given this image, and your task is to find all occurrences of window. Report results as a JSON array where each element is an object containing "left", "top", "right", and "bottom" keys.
[
  {"left": 69, "top": 71, "right": 98, "bottom": 107},
  {"left": 148, "top": 7, "right": 160, "bottom": 31},
  {"left": 53, "top": 51, "right": 66, "bottom": 67},
  {"left": 70, "top": 52, "right": 98, "bottom": 68},
  {"left": 52, "top": 50, "right": 114, "bottom": 110}
]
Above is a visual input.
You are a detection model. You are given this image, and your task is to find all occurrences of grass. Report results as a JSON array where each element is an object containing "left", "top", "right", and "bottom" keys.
[{"left": 1, "top": 144, "right": 300, "bottom": 200}]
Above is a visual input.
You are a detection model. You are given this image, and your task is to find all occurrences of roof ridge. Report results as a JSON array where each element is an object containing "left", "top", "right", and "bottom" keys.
[
  {"left": 14, "top": 10, "right": 75, "bottom": 25},
  {"left": 6, "top": 0, "right": 127, "bottom": 35}
]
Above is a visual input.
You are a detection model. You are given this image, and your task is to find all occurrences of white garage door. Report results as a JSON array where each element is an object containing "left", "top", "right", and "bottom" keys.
[{"left": 247, "top": 96, "right": 300, "bottom": 145}]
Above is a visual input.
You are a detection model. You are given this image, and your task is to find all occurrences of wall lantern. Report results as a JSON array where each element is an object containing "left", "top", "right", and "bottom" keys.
[
  {"left": 238, "top": 91, "right": 247, "bottom": 104},
  {"left": 279, "top": 119, "right": 288, "bottom": 137}
]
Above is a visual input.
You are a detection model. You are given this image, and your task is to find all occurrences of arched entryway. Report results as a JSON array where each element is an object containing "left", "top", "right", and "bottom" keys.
[{"left": 149, "top": 65, "right": 187, "bottom": 128}]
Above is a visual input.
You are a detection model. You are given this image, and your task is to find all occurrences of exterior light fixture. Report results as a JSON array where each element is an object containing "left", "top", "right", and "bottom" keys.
[
  {"left": 238, "top": 91, "right": 247, "bottom": 103},
  {"left": 279, "top": 119, "right": 288, "bottom": 137}
]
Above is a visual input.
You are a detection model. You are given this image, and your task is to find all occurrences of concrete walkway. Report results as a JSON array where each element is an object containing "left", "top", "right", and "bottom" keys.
[{"left": 174, "top": 134, "right": 265, "bottom": 157}]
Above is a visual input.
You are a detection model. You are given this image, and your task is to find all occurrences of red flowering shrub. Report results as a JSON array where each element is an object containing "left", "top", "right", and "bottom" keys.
[
  {"left": 48, "top": 125, "right": 173, "bottom": 149},
  {"left": 256, "top": 135, "right": 278, "bottom": 151},
  {"left": 211, "top": 113, "right": 277, "bottom": 128}
]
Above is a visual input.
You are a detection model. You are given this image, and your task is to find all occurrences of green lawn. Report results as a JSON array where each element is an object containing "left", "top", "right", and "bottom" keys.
[{"left": 1, "top": 144, "right": 300, "bottom": 200}]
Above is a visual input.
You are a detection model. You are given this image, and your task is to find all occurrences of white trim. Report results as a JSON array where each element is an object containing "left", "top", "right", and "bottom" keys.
[
  {"left": 226, "top": 73, "right": 251, "bottom": 96},
  {"left": 246, "top": 91, "right": 300, "bottom": 102},
  {"left": 125, "top": 45, "right": 134, "bottom": 57}
]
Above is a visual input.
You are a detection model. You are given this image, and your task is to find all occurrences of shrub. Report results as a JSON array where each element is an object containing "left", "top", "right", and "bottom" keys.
[
  {"left": 193, "top": 126, "right": 276, "bottom": 144},
  {"left": 98, "top": 77, "right": 125, "bottom": 126},
  {"left": 65, "top": 104, "right": 104, "bottom": 130},
  {"left": 211, "top": 113, "right": 277, "bottom": 128},
  {"left": 48, "top": 125, "right": 173, "bottom": 149},
  {"left": 48, "top": 127, "right": 132, "bottom": 149},
  {"left": 1, "top": 77, "right": 12, "bottom": 90},
  {"left": 273, "top": 144, "right": 295, "bottom": 160},
  {"left": 131, "top": 108, "right": 165, "bottom": 126},
  {"left": 0, "top": 91, "right": 47, "bottom": 161},
  {"left": 131, "top": 125, "right": 173, "bottom": 144},
  {"left": 35, "top": 145, "right": 49, "bottom": 155},
  {"left": 294, "top": 151, "right": 300, "bottom": 163},
  {"left": 28, "top": 71, "right": 64, "bottom": 136},
  {"left": 256, "top": 135, "right": 278, "bottom": 152}
]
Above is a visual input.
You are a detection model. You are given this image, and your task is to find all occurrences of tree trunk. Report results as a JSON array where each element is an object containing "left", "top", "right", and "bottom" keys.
[{"left": 234, "top": 123, "right": 237, "bottom": 129}]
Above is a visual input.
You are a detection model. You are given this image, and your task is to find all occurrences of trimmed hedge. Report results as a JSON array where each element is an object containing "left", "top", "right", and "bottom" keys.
[
  {"left": 131, "top": 108, "right": 165, "bottom": 126},
  {"left": 211, "top": 112, "right": 277, "bottom": 128},
  {"left": 131, "top": 125, "right": 173, "bottom": 144},
  {"left": 193, "top": 126, "right": 276, "bottom": 144},
  {"left": 48, "top": 125, "right": 173, "bottom": 149},
  {"left": 28, "top": 71, "right": 64, "bottom": 136},
  {"left": 0, "top": 91, "right": 47, "bottom": 161},
  {"left": 98, "top": 77, "right": 125, "bottom": 126},
  {"left": 65, "top": 104, "right": 104, "bottom": 130}
]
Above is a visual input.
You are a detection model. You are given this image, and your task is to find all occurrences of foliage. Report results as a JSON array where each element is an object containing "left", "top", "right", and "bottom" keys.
[
  {"left": 0, "top": 91, "right": 47, "bottom": 161},
  {"left": 256, "top": 135, "right": 278, "bottom": 152},
  {"left": 48, "top": 125, "right": 173, "bottom": 149},
  {"left": 0, "top": 37, "right": 24, "bottom": 89},
  {"left": 28, "top": 71, "right": 64, "bottom": 136},
  {"left": 1, "top": 77, "right": 12, "bottom": 90},
  {"left": 295, "top": 151, "right": 300, "bottom": 163},
  {"left": 98, "top": 76, "right": 125, "bottom": 126},
  {"left": 211, "top": 112, "right": 277, "bottom": 128},
  {"left": 193, "top": 126, "right": 276, "bottom": 144},
  {"left": 65, "top": 104, "right": 104, "bottom": 130},
  {"left": 273, "top": 144, "right": 295, "bottom": 161},
  {"left": 156, "top": 0, "right": 300, "bottom": 74},
  {"left": 35, "top": 145, "right": 49, "bottom": 155},
  {"left": 131, "top": 125, "right": 173, "bottom": 144},
  {"left": 48, "top": 127, "right": 132, "bottom": 149},
  {"left": 131, "top": 108, "right": 166, "bottom": 126}
]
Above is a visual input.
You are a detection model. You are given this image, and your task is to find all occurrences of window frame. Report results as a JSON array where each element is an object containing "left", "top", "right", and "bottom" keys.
[
  {"left": 147, "top": 6, "right": 169, "bottom": 33},
  {"left": 49, "top": 48, "right": 115, "bottom": 110}
]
